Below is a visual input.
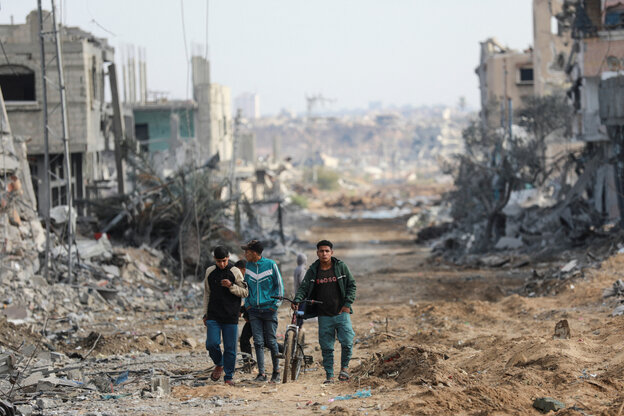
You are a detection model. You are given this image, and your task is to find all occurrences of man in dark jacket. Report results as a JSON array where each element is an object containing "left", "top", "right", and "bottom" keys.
[
  {"left": 293, "top": 240, "right": 356, "bottom": 384},
  {"left": 203, "top": 246, "right": 248, "bottom": 385}
]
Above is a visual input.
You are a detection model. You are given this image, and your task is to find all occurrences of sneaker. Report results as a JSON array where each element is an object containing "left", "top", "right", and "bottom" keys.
[
  {"left": 254, "top": 374, "right": 268, "bottom": 382},
  {"left": 270, "top": 372, "right": 280, "bottom": 383},
  {"left": 224, "top": 379, "right": 236, "bottom": 386}
]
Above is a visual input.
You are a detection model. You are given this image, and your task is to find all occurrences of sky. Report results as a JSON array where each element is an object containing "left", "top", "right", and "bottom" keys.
[{"left": 0, "top": 0, "right": 533, "bottom": 115}]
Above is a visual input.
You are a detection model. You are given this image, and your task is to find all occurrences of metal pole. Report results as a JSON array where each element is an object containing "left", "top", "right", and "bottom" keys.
[
  {"left": 51, "top": 0, "right": 73, "bottom": 282},
  {"left": 508, "top": 98, "right": 513, "bottom": 142},
  {"left": 37, "top": 1, "right": 51, "bottom": 282},
  {"left": 229, "top": 109, "right": 241, "bottom": 199}
]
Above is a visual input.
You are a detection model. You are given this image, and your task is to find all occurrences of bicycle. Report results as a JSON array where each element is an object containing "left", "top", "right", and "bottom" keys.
[{"left": 271, "top": 295, "right": 322, "bottom": 383}]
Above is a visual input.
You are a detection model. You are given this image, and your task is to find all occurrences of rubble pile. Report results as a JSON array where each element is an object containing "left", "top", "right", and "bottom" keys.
[
  {"left": 417, "top": 185, "right": 622, "bottom": 263},
  {"left": 354, "top": 345, "right": 465, "bottom": 388},
  {"left": 88, "top": 158, "right": 227, "bottom": 269}
]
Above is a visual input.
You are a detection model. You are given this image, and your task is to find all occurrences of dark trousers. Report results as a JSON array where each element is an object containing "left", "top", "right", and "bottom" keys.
[
  {"left": 240, "top": 321, "right": 253, "bottom": 361},
  {"left": 248, "top": 308, "right": 280, "bottom": 375}
]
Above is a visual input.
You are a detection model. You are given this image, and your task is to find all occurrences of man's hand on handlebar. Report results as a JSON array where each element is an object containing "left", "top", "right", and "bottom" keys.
[{"left": 291, "top": 302, "right": 298, "bottom": 311}]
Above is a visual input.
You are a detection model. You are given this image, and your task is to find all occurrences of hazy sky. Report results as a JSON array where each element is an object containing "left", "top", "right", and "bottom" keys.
[{"left": 0, "top": 1, "right": 533, "bottom": 115}]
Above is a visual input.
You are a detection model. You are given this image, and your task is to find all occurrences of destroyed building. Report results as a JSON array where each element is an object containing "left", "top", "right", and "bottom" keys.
[
  {"left": 476, "top": 0, "right": 573, "bottom": 128},
  {"left": 564, "top": 0, "right": 624, "bottom": 220},
  {"left": 475, "top": 39, "right": 534, "bottom": 128},
  {"left": 0, "top": 10, "right": 121, "bottom": 214},
  {"left": 131, "top": 56, "right": 233, "bottom": 175}
]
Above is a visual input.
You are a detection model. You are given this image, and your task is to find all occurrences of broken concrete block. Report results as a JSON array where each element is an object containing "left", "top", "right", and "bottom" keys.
[
  {"left": 495, "top": 237, "right": 523, "bottom": 250},
  {"left": 532, "top": 397, "right": 565, "bottom": 413},
  {"left": 553, "top": 319, "right": 570, "bottom": 340},
  {"left": 30, "top": 219, "right": 46, "bottom": 252},
  {"left": 36, "top": 376, "right": 81, "bottom": 391},
  {"left": 151, "top": 375, "right": 170, "bottom": 396},
  {"left": 0, "top": 353, "right": 13, "bottom": 374},
  {"left": 612, "top": 304, "right": 624, "bottom": 317},
  {"left": 49, "top": 205, "right": 76, "bottom": 226},
  {"left": 36, "top": 397, "right": 58, "bottom": 409},
  {"left": 152, "top": 332, "right": 167, "bottom": 345},
  {"left": 68, "top": 369, "right": 83, "bottom": 382},
  {"left": 560, "top": 260, "right": 578, "bottom": 273},
  {"left": 101, "top": 264, "right": 120, "bottom": 278},
  {"left": 31, "top": 275, "right": 48, "bottom": 288},
  {"left": 16, "top": 404, "right": 33, "bottom": 416},
  {"left": 602, "top": 279, "right": 624, "bottom": 298},
  {"left": 76, "top": 238, "right": 113, "bottom": 259},
  {"left": 1, "top": 304, "right": 29, "bottom": 323},
  {"left": 183, "top": 337, "right": 198, "bottom": 349},
  {"left": 21, "top": 371, "right": 45, "bottom": 391}
]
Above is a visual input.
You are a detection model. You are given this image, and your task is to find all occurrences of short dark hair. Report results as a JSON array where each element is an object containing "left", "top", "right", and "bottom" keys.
[
  {"left": 213, "top": 246, "right": 229, "bottom": 259},
  {"left": 234, "top": 260, "right": 246, "bottom": 269},
  {"left": 241, "top": 239, "right": 263, "bottom": 254},
  {"left": 316, "top": 240, "right": 333, "bottom": 249}
]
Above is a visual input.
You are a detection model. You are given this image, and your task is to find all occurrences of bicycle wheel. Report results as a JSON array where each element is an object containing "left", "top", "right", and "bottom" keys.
[
  {"left": 291, "top": 329, "right": 305, "bottom": 381},
  {"left": 282, "top": 330, "right": 296, "bottom": 384}
]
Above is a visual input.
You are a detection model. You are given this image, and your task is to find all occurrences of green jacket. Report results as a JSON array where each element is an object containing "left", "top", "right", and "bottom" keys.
[{"left": 293, "top": 257, "right": 356, "bottom": 318}]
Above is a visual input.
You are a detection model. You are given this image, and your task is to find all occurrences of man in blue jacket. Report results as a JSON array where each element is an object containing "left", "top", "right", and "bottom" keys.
[{"left": 241, "top": 239, "right": 284, "bottom": 383}]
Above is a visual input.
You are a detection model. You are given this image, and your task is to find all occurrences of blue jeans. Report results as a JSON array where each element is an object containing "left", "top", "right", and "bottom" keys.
[
  {"left": 205, "top": 320, "right": 238, "bottom": 381},
  {"left": 318, "top": 313, "right": 355, "bottom": 378},
  {"left": 248, "top": 308, "right": 279, "bottom": 375}
]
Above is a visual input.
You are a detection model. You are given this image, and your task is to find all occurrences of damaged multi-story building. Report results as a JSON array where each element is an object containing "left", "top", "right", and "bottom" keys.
[
  {"left": 476, "top": 0, "right": 624, "bottom": 222},
  {"left": 564, "top": 0, "right": 624, "bottom": 219},
  {"left": 131, "top": 56, "right": 233, "bottom": 176},
  {"left": 0, "top": 10, "right": 123, "bottom": 215},
  {"left": 476, "top": 0, "right": 573, "bottom": 128}
]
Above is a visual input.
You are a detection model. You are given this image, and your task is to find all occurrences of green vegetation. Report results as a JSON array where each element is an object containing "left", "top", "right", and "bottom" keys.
[
  {"left": 290, "top": 194, "right": 309, "bottom": 209},
  {"left": 305, "top": 167, "right": 340, "bottom": 191}
]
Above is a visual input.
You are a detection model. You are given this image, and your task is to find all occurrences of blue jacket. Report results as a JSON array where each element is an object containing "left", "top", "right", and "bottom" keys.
[{"left": 244, "top": 257, "right": 284, "bottom": 310}]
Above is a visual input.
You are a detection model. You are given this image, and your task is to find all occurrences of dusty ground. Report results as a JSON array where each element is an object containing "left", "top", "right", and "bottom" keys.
[{"left": 33, "top": 216, "right": 624, "bottom": 415}]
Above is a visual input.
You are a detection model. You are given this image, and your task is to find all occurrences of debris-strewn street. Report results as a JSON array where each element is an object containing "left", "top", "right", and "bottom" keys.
[
  {"left": 3, "top": 1, "right": 624, "bottom": 415},
  {"left": 2, "top": 214, "right": 624, "bottom": 415}
]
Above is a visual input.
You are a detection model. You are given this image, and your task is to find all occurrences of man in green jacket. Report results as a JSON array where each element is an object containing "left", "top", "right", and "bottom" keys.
[{"left": 293, "top": 240, "right": 356, "bottom": 384}]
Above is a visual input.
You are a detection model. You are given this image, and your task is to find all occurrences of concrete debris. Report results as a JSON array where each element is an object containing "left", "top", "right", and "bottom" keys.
[
  {"left": 151, "top": 375, "right": 170, "bottom": 396},
  {"left": 49, "top": 205, "right": 77, "bottom": 227},
  {"left": 532, "top": 397, "right": 565, "bottom": 413},
  {"left": 0, "top": 354, "right": 13, "bottom": 375},
  {"left": 15, "top": 404, "right": 32, "bottom": 416},
  {"left": 36, "top": 376, "right": 83, "bottom": 392},
  {"left": 611, "top": 304, "right": 624, "bottom": 317},
  {"left": 35, "top": 397, "right": 58, "bottom": 410},
  {"left": 560, "top": 259, "right": 577, "bottom": 273},
  {"left": 75, "top": 237, "right": 113, "bottom": 260},
  {"left": 602, "top": 279, "right": 624, "bottom": 298},
  {"left": 495, "top": 237, "right": 524, "bottom": 250},
  {"left": 553, "top": 319, "right": 570, "bottom": 340}
]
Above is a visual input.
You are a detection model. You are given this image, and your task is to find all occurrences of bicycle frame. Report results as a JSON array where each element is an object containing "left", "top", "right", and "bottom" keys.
[{"left": 271, "top": 295, "right": 320, "bottom": 383}]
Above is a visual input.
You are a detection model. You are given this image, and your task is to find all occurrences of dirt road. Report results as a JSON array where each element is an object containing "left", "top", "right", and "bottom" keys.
[{"left": 49, "top": 216, "right": 624, "bottom": 415}]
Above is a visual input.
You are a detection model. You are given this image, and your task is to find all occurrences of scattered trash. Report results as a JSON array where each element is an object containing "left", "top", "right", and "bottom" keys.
[
  {"left": 114, "top": 371, "right": 129, "bottom": 385},
  {"left": 330, "top": 389, "right": 372, "bottom": 402},
  {"left": 101, "top": 393, "right": 132, "bottom": 400}
]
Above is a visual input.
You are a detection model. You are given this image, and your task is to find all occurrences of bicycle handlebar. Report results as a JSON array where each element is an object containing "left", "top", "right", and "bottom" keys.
[{"left": 271, "top": 296, "right": 323, "bottom": 305}]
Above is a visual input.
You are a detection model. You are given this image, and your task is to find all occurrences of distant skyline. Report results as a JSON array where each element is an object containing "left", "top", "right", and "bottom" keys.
[{"left": 0, "top": 1, "right": 533, "bottom": 115}]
